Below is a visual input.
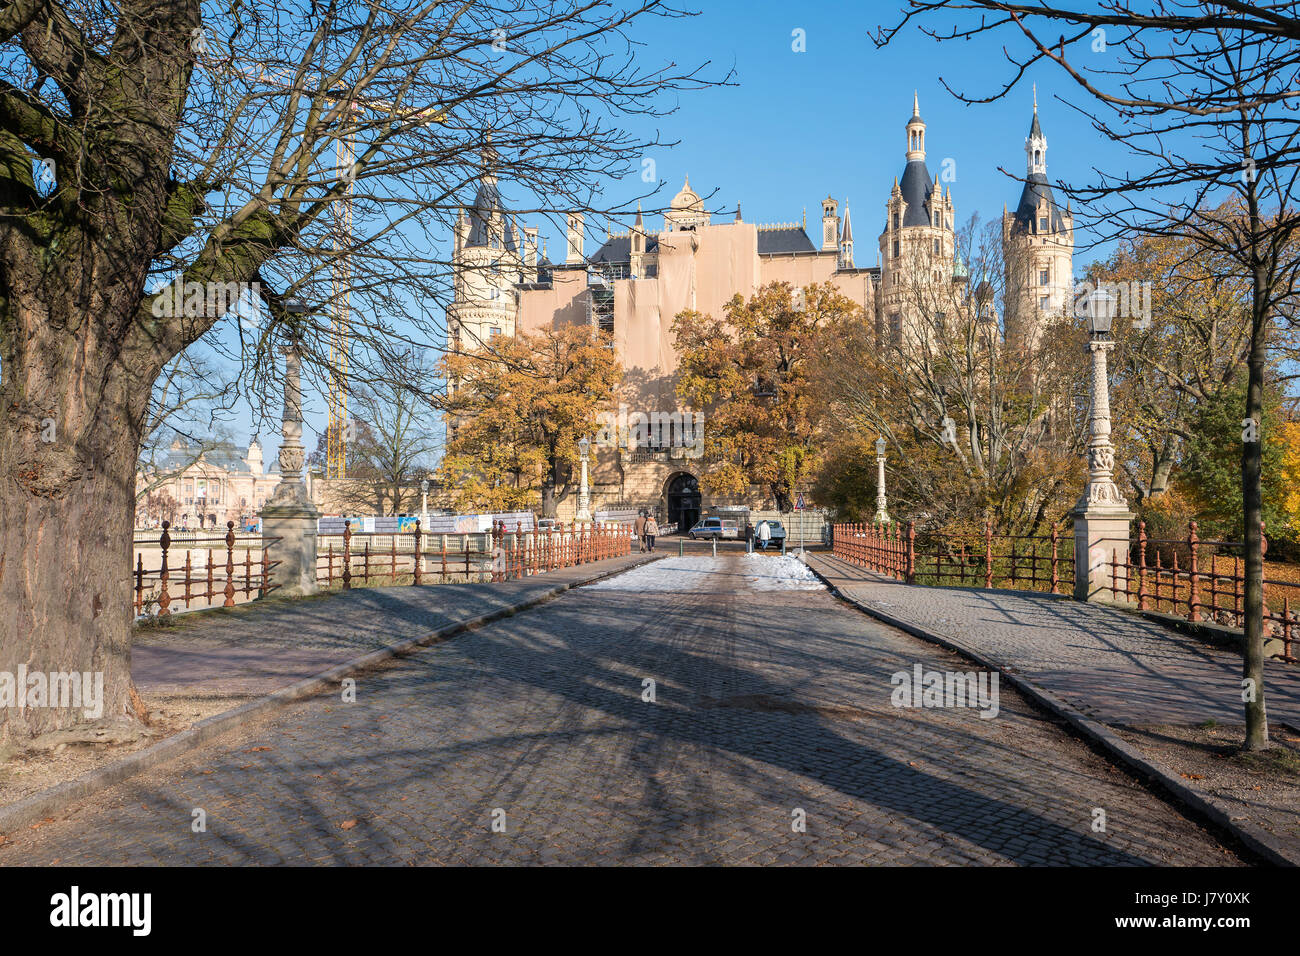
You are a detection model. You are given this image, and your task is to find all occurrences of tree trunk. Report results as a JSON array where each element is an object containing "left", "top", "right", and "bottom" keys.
[
  {"left": 1149, "top": 452, "right": 1175, "bottom": 498},
  {"left": 0, "top": 360, "right": 149, "bottom": 743},
  {"left": 1242, "top": 304, "right": 1270, "bottom": 750}
]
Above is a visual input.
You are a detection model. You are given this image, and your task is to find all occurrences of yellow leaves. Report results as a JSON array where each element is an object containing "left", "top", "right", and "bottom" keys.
[{"left": 1278, "top": 420, "right": 1300, "bottom": 536}]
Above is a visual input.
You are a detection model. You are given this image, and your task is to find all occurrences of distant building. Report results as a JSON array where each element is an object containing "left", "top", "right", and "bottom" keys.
[{"left": 137, "top": 437, "right": 281, "bottom": 530}]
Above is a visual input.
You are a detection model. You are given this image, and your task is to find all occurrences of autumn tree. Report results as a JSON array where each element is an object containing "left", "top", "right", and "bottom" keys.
[
  {"left": 0, "top": 0, "right": 718, "bottom": 743},
  {"left": 439, "top": 325, "right": 621, "bottom": 516},
  {"left": 672, "top": 282, "right": 860, "bottom": 512}
]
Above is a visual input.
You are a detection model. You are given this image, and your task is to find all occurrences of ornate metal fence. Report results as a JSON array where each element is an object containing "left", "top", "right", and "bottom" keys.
[
  {"left": 134, "top": 521, "right": 281, "bottom": 616},
  {"left": 316, "top": 519, "right": 633, "bottom": 589},
  {"left": 831, "top": 520, "right": 1073, "bottom": 596},
  {"left": 1104, "top": 520, "right": 1298, "bottom": 663}
]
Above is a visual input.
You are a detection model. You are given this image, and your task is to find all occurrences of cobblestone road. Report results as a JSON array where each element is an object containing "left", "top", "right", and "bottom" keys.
[{"left": 0, "top": 555, "right": 1243, "bottom": 865}]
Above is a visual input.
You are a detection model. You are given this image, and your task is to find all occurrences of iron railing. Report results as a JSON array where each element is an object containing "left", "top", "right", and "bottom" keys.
[
  {"left": 134, "top": 521, "right": 281, "bottom": 616},
  {"left": 831, "top": 520, "right": 1073, "bottom": 596},
  {"left": 317, "top": 519, "right": 633, "bottom": 589},
  {"left": 1104, "top": 520, "right": 1298, "bottom": 663}
]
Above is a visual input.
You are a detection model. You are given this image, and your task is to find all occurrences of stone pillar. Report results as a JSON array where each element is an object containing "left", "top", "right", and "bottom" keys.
[
  {"left": 1072, "top": 338, "right": 1133, "bottom": 602},
  {"left": 260, "top": 344, "right": 321, "bottom": 597}
]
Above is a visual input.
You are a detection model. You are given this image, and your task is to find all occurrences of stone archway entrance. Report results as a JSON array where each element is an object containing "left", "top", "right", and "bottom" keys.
[{"left": 665, "top": 472, "right": 701, "bottom": 533}]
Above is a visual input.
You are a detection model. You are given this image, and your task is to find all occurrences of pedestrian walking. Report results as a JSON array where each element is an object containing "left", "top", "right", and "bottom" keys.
[
  {"left": 644, "top": 514, "right": 658, "bottom": 552},
  {"left": 634, "top": 512, "right": 647, "bottom": 553},
  {"left": 758, "top": 520, "right": 771, "bottom": 551}
]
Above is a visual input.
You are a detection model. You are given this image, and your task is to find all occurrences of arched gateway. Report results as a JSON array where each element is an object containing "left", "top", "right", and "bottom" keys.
[{"left": 665, "top": 473, "right": 701, "bottom": 532}]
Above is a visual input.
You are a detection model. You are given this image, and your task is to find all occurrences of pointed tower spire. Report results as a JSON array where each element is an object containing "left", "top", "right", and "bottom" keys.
[
  {"left": 1026, "top": 91, "right": 1047, "bottom": 175},
  {"left": 635, "top": 200, "right": 644, "bottom": 228},
  {"left": 735, "top": 202, "right": 743, "bottom": 222},
  {"left": 906, "top": 93, "right": 926, "bottom": 161},
  {"left": 839, "top": 205, "right": 855, "bottom": 270}
]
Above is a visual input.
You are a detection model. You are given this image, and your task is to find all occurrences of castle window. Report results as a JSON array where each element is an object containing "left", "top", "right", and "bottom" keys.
[
  {"left": 892, "top": 212, "right": 900, "bottom": 230},
  {"left": 1038, "top": 216, "right": 1049, "bottom": 232},
  {"left": 1039, "top": 267, "right": 1049, "bottom": 285},
  {"left": 1040, "top": 295, "right": 1049, "bottom": 310},
  {"left": 889, "top": 313, "right": 902, "bottom": 345},
  {"left": 490, "top": 326, "right": 502, "bottom": 338},
  {"left": 490, "top": 287, "right": 500, "bottom": 299},
  {"left": 933, "top": 238, "right": 940, "bottom": 255},
  {"left": 933, "top": 210, "right": 940, "bottom": 227},
  {"left": 893, "top": 240, "right": 900, "bottom": 258}
]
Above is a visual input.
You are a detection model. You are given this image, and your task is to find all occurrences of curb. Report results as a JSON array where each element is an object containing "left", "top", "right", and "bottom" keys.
[
  {"left": 801, "top": 553, "right": 1298, "bottom": 868},
  {"left": 0, "top": 554, "right": 663, "bottom": 837}
]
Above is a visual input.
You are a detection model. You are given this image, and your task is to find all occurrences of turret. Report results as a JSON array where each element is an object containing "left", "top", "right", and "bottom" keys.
[{"left": 821, "top": 195, "right": 839, "bottom": 251}]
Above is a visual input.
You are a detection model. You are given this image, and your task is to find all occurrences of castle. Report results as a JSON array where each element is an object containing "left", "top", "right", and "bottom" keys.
[{"left": 446, "top": 94, "right": 1073, "bottom": 528}]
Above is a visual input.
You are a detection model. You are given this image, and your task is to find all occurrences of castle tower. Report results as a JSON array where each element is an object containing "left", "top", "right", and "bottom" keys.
[
  {"left": 566, "top": 212, "right": 585, "bottom": 264},
  {"left": 878, "top": 94, "right": 956, "bottom": 344},
  {"left": 630, "top": 202, "right": 646, "bottom": 277},
  {"left": 447, "top": 144, "right": 522, "bottom": 359},
  {"left": 1002, "top": 87, "right": 1074, "bottom": 347},
  {"left": 821, "top": 195, "right": 839, "bottom": 251},
  {"left": 664, "top": 176, "right": 710, "bottom": 232}
]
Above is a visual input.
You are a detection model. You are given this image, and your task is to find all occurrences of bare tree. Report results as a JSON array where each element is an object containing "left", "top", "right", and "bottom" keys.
[
  {"left": 0, "top": 0, "right": 723, "bottom": 743},
  {"left": 875, "top": 0, "right": 1300, "bottom": 749}
]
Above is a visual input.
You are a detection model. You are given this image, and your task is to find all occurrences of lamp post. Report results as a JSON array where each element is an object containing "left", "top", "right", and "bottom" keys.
[
  {"left": 874, "top": 436, "right": 891, "bottom": 525},
  {"left": 421, "top": 478, "right": 429, "bottom": 528},
  {"left": 1079, "top": 288, "right": 1125, "bottom": 509},
  {"left": 577, "top": 436, "right": 592, "bottom": 522},
  {"left": 1071, "top": 286, "right": 1132, "bottom": 602}
]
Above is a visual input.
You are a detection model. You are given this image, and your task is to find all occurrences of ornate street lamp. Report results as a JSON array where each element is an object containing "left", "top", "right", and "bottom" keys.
[
  {"left": 1079, "top": 288, "right": 1125, "bottom": 508},
  {"left": 577, "top": 436, "right": 592, "bottom": 521},
  {"left": 1071, "top": 285, "right": 1132, "bottom": 602},
  {"left": 874, "top": 436, "right": 891, "bottom": 525},
  {"left": 421, "top": 478, "right": 429, "bottom": 528}
]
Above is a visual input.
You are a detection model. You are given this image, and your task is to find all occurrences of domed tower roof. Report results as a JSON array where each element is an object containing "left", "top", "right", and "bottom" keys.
[
  {"left": 670, "top": 175, "right": 702, "bottom": 210},
  {"left": 664, "top": 175, "right": 710, "bottom": 230}
]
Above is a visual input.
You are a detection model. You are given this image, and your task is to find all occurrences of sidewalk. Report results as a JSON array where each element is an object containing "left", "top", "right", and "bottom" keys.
[
  {"left": 134, "top": 553, "right": 659, "bottom": 698},
  {"left": 806, "top": 551, "right": 1300, "bottom": 863}
]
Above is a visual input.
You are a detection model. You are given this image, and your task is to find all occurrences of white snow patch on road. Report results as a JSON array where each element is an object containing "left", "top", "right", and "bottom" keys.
[
  {"left": 584, "top": 556, "right": 725, "bottom": 592},
  {"left": 584, "top": 553, "right": 824, "bottom": 592},
  {"left": 740, "top": 552, "right": 824, "bottom": 591}
]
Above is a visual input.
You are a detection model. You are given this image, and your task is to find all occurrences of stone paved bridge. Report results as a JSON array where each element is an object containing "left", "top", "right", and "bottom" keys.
[{"left": 0, "top": 555, "right": 1243, "bottom": 865}]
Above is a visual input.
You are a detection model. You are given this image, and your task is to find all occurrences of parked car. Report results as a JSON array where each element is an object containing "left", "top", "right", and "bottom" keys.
[
  {"left": 537, "top": 518, "right": 558, "bottom": 532},
  {"left": 753, "top": 520, "right": 787, "bottom": 550},
  {"left": 689, "top": 517, "right": 740, "bottom": 540}
]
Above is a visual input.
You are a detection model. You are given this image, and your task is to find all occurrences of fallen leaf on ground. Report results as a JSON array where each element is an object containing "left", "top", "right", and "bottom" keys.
[
  {"left": 245, "top": 746, "right": 272, "bottom": 753},
  {"left": 1181, "top": 773, "right": 1205, "bottom": 780},
  {"left": 339, "top": 819, "right": 358, "bottom": 830}
]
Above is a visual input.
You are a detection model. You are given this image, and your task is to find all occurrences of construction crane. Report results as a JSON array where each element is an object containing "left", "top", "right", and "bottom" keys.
[
  {"left": 323, "top": 96, "right": 446, "bottom": 479},
  {"left": 210, "top": 54, "right": 445, "bottom": 479}
]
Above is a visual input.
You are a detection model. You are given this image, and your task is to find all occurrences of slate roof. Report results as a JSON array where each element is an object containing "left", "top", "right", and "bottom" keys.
[
  {"left": 898, "top": 160, "right": 935, "bottom": 227},
  {"left": 590, "top": 234, "right": 659, "bottom": 264},
  {"left": 1009, "top": 172, "right": 1067, "bottom": 236},
  {"left": 756, "top": 227, "right": 815, "bottom": 255},
  {"left": 465, "top": 179, "right": 517, "bottom": 251},
  {"left": 587, "top": 222, "right": 817, "bottom": 263}
]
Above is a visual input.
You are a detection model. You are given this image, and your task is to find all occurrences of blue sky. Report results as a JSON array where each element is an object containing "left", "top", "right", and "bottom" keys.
[
  {"left": 556, "top": 0, "right": 1120, "bottom": 261},
  {"left": 220, "top": 1, "right": 1140, "bottom": 462}
]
